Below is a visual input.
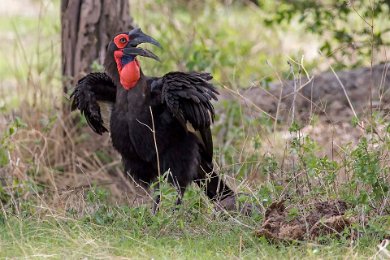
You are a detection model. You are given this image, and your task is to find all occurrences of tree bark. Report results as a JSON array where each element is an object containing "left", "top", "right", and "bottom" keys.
[
  {"left": 233, "top": 63, "right": 390, "bottom": 123},
  {"left": 61, "top": 0, "right": 133, "bottom": 96}
]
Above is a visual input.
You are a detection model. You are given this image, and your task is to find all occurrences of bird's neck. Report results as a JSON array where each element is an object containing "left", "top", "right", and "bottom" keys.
[{"left": 115, "top": 75, "right": 149, "bottom": 112}]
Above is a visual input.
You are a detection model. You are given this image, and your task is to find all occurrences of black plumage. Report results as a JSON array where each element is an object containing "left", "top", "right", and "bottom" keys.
[{"left": 71, "top": 28, "right": 234, "bottom": 211}]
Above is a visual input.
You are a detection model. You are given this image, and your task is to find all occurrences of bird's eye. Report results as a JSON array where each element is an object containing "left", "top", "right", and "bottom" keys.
[{"left": 119, "top": 37, "right": 127, "bottom": 44}]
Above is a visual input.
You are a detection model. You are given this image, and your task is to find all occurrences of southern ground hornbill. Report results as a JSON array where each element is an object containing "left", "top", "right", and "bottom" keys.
[{"left": 71, "top": 28, "right": 234, "bottom": 212}]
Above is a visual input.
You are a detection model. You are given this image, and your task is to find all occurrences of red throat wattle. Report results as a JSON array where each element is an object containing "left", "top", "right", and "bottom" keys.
[
  {"left": 114, "top": 50, "right": 141, "bottom": 90},
  {"left": 120, "top": 59, "right": 140, "bottom": 90}
]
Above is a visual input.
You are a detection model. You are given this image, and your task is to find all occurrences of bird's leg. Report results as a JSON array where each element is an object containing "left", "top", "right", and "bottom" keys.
[
  {"left": 174, "top": 186, "right": 186, "bottom": 209},
  {"left": 175, "top": 194, "right": 182, "bottom": 206},
  {"left": 152, "top": 183, "right": 161, "bottom": 215},
  {"left": 152, "top": 193, "right": 161, "bottom": 215}
]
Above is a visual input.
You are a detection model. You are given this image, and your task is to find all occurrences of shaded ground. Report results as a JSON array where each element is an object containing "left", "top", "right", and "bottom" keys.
[{"left": 232, "top": 63, "right": 390, "bottom": 123}]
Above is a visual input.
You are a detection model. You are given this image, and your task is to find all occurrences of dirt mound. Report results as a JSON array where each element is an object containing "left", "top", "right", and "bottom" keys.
[{"left": 255, "top": 200, "right": 354, "bottom": 242}]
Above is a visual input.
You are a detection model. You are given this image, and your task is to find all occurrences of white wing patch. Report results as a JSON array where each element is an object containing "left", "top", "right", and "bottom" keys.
[
  {"left": 186, "top": 121, "right": 205, "bottom": 148},
  {"left": 186, "top": 121, "right": 196, "bottom": 133},
  {"left": 97, "top": 101, "right": 113, "bottom": 132}
]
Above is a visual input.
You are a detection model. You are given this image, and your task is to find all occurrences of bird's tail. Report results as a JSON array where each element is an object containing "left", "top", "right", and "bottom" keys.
[{"left": 196, "top": 161, "right": 234, "bottom": 201}]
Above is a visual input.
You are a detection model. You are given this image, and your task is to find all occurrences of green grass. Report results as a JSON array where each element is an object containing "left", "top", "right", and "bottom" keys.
[
  {"left": 0, "top": 185, "right": 387, "bottom": 259},
  {"left": 0, "top": 205, "right": 380, "bottom": 259}
]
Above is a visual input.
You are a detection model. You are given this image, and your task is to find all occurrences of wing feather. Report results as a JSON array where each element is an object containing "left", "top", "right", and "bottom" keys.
[
  {"left": 156, "top": 72, "right": 218, "bottom": 129},
  {"left": 150, "top": 71, "right": 218, "bottom": 160},
  {"left": 70, "top": 72, "right": 116, "bottom": 135}
]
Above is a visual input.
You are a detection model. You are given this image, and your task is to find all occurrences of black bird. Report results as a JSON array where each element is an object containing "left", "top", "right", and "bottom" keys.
[{"left": 71, "top": 28, "right": 234, "bottom": 212}]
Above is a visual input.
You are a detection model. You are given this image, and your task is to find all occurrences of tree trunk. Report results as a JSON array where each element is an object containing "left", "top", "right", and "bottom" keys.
[{"left": 61, "top": 0, "right": 133, "bottom": 96}]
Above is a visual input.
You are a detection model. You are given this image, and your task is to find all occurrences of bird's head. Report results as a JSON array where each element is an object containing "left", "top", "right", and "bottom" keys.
[{"left": 106, "top": 28, "right": 161, "bottom": 90}]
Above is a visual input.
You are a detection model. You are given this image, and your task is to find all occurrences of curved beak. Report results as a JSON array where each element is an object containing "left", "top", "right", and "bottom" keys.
[
  {"left": 123, "top": 28, "right": 161, "bottom": 61},
  {"left": 128, "top": 28, "right": 162, "bottom": 48},
  {"left": 123, "top": 47, "right": 160, "bottom": 61}
]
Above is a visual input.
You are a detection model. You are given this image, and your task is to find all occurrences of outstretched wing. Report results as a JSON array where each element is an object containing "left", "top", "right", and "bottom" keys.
[
  {"left": 150, "top": 72, "right": 218, "bottom": 160},
  {"left": 70, "top": 72, "right": 116, "bottom": 135}
]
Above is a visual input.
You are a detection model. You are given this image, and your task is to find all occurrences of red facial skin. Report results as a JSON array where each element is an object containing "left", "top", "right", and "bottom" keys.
[{"left": 113, "top": 34, "right": 141, "bottom": 90}]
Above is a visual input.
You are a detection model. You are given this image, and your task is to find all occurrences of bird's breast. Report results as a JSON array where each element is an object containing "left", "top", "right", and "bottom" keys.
[{"left": 110, "top": 84, "right": 155, "bottom": 160}]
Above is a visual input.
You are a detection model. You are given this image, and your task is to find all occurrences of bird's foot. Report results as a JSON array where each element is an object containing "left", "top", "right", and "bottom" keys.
[{"left": 215, "top": 195, "right": 254, "bottom": 216}]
